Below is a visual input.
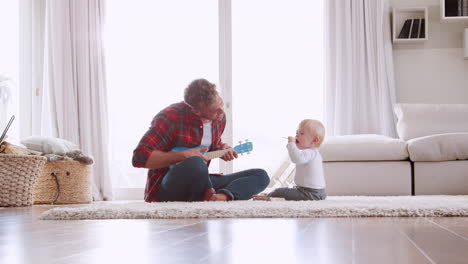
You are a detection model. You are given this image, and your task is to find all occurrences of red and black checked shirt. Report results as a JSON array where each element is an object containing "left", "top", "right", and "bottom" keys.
[{"left": 132, "top": 102, "right": 226, "bottom": 202}]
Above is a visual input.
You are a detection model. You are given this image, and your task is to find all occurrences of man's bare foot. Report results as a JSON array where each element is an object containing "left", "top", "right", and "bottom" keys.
[
  {"left": 209, "top": 192, "right": 230, "bottom": 201},
  {"left": 202, "top": 188, "right": 215, "bottom": 201}
]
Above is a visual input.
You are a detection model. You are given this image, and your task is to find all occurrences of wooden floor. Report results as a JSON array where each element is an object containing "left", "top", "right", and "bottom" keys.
[{"left": 1, "top": 204, "right": 468, "bottom": 264}]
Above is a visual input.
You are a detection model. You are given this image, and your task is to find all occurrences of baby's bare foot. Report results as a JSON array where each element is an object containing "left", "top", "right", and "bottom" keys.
[
  {"left": 209, "top": 193, "right": 230, "bottom": 201},
  {"left": 202, "top": 188, "right": 215, "bottom": 201}
]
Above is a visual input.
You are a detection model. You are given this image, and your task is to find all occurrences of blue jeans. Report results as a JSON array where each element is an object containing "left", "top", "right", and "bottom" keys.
[{"left": 156, "top": 156, "right": 270, "bottom": 202}]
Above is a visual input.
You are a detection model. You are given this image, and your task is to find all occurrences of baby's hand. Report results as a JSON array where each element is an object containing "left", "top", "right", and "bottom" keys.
[{"left": 288, "top": 136, "right": 295, "bottom": 143}]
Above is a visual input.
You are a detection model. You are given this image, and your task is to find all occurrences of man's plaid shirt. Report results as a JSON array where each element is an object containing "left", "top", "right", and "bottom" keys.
[{"left": 132, "top": 102, "right": 226, "bottom": 202}]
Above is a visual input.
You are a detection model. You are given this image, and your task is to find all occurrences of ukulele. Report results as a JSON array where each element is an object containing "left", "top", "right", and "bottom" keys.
[{"left": 169, "top": 140, "right": 253, "bottom": 164}]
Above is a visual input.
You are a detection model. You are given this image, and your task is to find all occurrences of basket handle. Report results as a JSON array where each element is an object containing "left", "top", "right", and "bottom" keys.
[{"left": 51, "top": 172, "right": 61, "bottom": 204}]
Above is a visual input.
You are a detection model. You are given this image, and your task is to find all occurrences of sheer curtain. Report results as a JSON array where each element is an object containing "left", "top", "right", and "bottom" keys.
[
  {"left": 324, "top": 0, "right": 397, "bottom": 137},
  {"left": 0, "top": 1, "right": 19, "bottom": 139},
  {"left": 104, "top": 0, "right": 219, "bottom": 198},
  {"left": 23, "top": 0, "right": 112, "bottom": 200}
]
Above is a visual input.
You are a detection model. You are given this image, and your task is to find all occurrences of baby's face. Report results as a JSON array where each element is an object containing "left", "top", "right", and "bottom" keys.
[{"left": 295, "top": 127, "right": 315, "bottom": 149}]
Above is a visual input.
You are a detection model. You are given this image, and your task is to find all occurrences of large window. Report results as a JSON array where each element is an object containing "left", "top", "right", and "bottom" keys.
[
  {"left": 105, "top": 0, "right": 219, "bottom": 188},
  {"left": 0, "top": 1, "right": 19, "bottom": 138},
  {"left": 105, "top": 0, "right": 324, "bottom": 191},
  {"left": 231, "top": 0, "right": 324, "bottom": 177}
]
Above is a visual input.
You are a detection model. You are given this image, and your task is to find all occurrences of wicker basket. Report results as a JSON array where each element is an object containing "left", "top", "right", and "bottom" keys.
[
  {"left": 0, "top": 155, "right": 47, "bottom": 207},
  {"left": 33, "top": 160, "right": 92, "bottom": 204}
]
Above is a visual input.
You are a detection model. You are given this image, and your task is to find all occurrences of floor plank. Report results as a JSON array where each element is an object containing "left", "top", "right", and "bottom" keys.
[
  {"left": 1, "top": 203, "right": 468, "bottom": 264},
  {"left": 352, "top": 218, "right": 433, "bottom": 264},
  {"left": 397, "top": 217, "right": 468, "bottom": 264},
  {"left": 425, "top": 217, "right": 468, "bottom": 240}
]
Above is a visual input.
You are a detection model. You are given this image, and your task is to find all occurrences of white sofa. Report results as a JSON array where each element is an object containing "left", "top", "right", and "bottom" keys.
[
  {"left": 320, "top": 134, "right": 411, "bottom": 195},
  {"left": 395, "top": 104, "right": 468, "bottom": 195},
  {"left": 320, "top": 103, "right": 468, "bottom": 196}
]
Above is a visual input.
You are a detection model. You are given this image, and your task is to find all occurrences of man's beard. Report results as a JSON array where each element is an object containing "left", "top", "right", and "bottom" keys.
[{"left": 200, "top": 113, "right": 224, "bottom": 121}]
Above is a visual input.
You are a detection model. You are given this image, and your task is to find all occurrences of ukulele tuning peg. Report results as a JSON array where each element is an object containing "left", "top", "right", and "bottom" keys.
[
  {"left": 245, "top": 139, "right": 249, "bottom": 142},
  {"left": 238, "top": 141, "right": 242, "bottom": 145}
]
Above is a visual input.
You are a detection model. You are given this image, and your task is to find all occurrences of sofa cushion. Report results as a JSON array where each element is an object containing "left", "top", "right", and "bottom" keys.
[
  {"left": 407, "top": 133, "right": 468, "bottom": 161},
  {"left": 394, "top": 103, "right": 468, "bottom": 141},
  {"left": 21, "top": 136, "right": 79, "bottom": 155},
  {"left": 320, "top": 134, "right": 408, "bottom": 161}
]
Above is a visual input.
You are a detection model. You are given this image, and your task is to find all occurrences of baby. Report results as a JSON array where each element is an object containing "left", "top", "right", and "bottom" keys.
[{"left": 269, "top": 119, "right": 326, "bottom": 201}]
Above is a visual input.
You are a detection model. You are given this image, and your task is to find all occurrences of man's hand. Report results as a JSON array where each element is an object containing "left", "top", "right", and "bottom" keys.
[
  {"left": 220, "top": 143, "right": 238, "bottom": 161},
  {"left": 182, "top": 147, "right": 209, "bottom": 163}
]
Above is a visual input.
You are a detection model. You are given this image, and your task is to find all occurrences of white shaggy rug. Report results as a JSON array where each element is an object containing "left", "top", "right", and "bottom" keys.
[{"left": 39, "top": 196, "right": 468, "bottom": 220}]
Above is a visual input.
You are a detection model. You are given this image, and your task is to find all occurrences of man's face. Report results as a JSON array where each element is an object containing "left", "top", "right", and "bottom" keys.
[{"left": 195, "top": 96, "right": 225, "bottom": 121}]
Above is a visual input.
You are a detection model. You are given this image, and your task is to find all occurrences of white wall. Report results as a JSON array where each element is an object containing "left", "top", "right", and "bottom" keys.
[{"left": 391, "top": 0, "right": 468, "bottom": 103}]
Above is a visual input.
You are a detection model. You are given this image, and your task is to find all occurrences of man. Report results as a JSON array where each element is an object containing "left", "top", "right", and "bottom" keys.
[{"left": 132, "top": 78, "right": 270, "bottom": 202}]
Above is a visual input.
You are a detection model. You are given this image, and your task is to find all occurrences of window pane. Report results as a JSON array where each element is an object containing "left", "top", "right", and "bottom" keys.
[
  {"left": 0, "top": 1, "right": 19, "bottom": 138},
  {"left": 232, "top": 0, "right": 324, "bottom": 178},
  {"left": 105, "top": 0, "right": 219, "bottom": 188}
]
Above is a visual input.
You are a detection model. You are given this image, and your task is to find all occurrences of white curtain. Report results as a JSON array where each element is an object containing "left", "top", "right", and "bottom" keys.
[
  {"left": 324, "top": 0, "right": 397, "bottom": 137},
  {"left": 31, "top": 0, "right": 112, "bottom": 200}
]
